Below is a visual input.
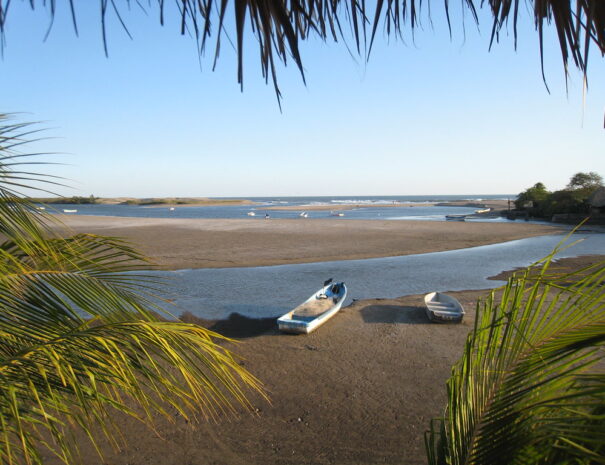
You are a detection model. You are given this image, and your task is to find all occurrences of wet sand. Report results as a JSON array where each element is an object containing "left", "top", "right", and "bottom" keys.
[
  {"left": 57, "top": 215, "right": 564, "bottom": 270},
  {"left": 43, "top": 255, "right": 604, "bottom": 465}
]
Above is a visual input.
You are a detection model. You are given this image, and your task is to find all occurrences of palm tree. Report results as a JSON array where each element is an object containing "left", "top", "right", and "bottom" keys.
[
  {"left": 0, "top": 1, "right": 602, "bottom": 101},
  {"left": 425, "top": 237, "right": 605, "bottom": 464},
  {"left": 0, "top": 114, "right": 265, "bottom": 464}
]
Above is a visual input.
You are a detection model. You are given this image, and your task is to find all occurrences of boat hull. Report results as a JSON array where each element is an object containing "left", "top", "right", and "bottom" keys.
[
  {"left": 445, "top": 214, "right": 466, "bottom": 221},
  {"left": 277, "top": 282, "right": 347, "bottom": 334},
  {"left": 424, "top": 292, "right": 465, "bottom": 323}
]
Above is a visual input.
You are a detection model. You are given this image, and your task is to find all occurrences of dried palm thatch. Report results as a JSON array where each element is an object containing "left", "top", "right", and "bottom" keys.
[{"left": 0, "top": 1, "right": 603, "bottom": 101}]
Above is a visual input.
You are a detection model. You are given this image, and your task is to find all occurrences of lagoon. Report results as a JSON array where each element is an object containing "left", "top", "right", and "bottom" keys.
[{"left": 152, "top": 232, "right": 605, "bottom": 320}]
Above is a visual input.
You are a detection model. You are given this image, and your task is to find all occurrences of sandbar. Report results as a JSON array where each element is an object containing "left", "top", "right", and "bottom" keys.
[
  {"left": 56, "top": 215, "right": 565, "bottom": 270},
  {"left": 265, "top": 199, "right": 511, "bottom": 212}
]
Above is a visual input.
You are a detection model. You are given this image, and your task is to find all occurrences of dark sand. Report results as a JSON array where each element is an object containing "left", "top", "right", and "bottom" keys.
[
  {"left": 42, "top": 255, "right": 604, "bottom": 465},
  {"left": 41, "top": 215, "right": 599, "bottom": 464}
]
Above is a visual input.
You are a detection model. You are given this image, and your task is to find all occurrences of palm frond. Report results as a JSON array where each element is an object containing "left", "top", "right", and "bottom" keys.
[
  {"left": 0, "top": 320, "right": 263, "bottom": 465},
  {"left": 0, "top": 114, "right": 266, "bottom": 464},
  {"left": 426, "top": 239, "right": 605, "bottom": 465}
]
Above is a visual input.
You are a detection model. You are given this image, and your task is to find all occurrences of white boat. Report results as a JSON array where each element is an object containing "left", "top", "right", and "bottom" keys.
[
  {"left": 62, "top": 209, "right": 77, "bottom": 213},
  {"left": 474, "top": 208, "right": 491, "bottom": 214},
  {"left": 299, "top": 212, "right": 308, "bottom": 218},
  {"left": 277, "top": 280, "right": 347, "bottom": 334},
  {"left": 424, "top": 292, "right": 465, "bottom": 323},
  {"left": 445, "top": 214, "right": 466, "bottom": 221},
  {"left": 330, "top": 211, "right": 344, "bottom": 217},
  {"left": 169, "top": 207, "right": 175, "bottom": 211},
  {"left": 247, "top": 211, "right": 256, "bottom": 216}
]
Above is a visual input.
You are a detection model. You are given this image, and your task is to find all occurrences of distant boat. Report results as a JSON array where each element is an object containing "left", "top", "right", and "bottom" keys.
[
  {"left": 247, "top": 211, "right": 256, "bottom": 216},
  {"left": 424, "top": 292, "right": 465, "bottom": 323},
  {"left": 299, "top": 211, "right": 308, "bottom": 218},
  {"left": 62, "top": 209, "right": 77, "bottom": 213},
  {"left": 330, "top": 211, "right": 344, "bottom": 217},
  {"left": 474, "top": 208, "right": 491, "bottom": 214},
  {"left": 277, "top": 281, "right": 347, "bottom": 334},
  {"left": 169, "top": 207, "right": 175, "bottom": 211},
  {"left": 445, "top": 214, "right": 466, "bottom": 221},
  {"left": 36, "top": 206, "right": 45, "bottom": 210}
]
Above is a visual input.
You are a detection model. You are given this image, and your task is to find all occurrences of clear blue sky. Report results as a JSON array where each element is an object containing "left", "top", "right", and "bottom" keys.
[{"left": 1, "top": 2, "right": 603, "bottom": 198}]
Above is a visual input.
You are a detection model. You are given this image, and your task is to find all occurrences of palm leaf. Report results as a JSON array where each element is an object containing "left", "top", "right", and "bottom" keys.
[
  {"left": 0, "top": 114, "right": 266, "bottom": 464},
  {"left": 426, "top": 236, "right": 605, "bottom": 465}
]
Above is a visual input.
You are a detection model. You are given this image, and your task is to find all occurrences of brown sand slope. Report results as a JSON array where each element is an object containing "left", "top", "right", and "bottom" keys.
[
  {"left": 48, "top": 290, "right": 483, "bottom": 465},
  {"left": 58, "top": 216, "right": 563, "bottom": 269}
]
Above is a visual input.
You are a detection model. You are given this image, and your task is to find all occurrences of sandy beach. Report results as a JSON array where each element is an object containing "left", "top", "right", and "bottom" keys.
[
  {"left": 57, "top": 215, "right": 564, "bottom": 270},
  {"left": 42, "top": 216, "right": 602, "bottom": 464},
  {"left": 42, "top": 254, "right": 604, "bottom": 465}
]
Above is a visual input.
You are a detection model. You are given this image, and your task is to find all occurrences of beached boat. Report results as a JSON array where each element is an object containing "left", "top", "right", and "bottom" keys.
[
  {"left": 445, "top": 214, "right": 466, "bottom": 221},
  {"left": 474, "top": 208, "right": 491, "bottom": 214},
  {"left": 62, "top": 209, "right": 77, "bottom": 213},
  {"left": 424, "top": 292, "right": 465, "bottom": 323},
  {"left": 247, "top": 211, "right": 256, "bottom": 216},
  {"left": 277, "top": 280, "right": 347, "bottom": 334}
]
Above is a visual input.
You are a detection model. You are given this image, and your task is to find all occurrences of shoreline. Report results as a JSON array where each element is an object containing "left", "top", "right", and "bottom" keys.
[
  {"left": 264, "top": 199, "right": 511, "bottom": 212},
  {"left": 48, "top": 255, "right": 604, "bottom": 465},
  {"left": 56, "top": 215, "right": 566, "bottom": 270}
]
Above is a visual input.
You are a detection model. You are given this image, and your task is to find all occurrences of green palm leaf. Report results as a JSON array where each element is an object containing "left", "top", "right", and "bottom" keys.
[
  {"left": 0, "top": 114, "right": 266, "bottom": 465},
  {"left": 426, "top": 235, "right": 605, "bottom": 465}
]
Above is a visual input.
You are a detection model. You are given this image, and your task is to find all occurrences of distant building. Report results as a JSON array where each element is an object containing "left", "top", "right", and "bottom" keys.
[{"left": 588, "top": 187, "right": 605, "bottom": 214}]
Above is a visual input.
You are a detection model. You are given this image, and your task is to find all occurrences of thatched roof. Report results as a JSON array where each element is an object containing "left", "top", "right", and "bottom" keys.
[
  {"left": 1, "top": 1, "right": 603, "bottom": 106},
  {"left": 588, "top": 187, "right": 605, "bottom": 208}
]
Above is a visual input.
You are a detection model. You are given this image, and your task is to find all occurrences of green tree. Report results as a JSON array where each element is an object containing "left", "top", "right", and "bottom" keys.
[
  {"left": 0, "top": 114, "right": 264, "bottom": 464},
  {"left": 426, "top": 237, "right": 605, "bottom": 465},
  {"left": 567, "top": 172, "right": 604, "bottom": 191},
  {"left": 514, "top": 182, "right": 550, "bottom": 210}
]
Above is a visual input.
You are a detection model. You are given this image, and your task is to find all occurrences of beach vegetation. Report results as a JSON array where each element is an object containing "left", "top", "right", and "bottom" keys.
[
  {"left": 30, "top": 196, "right": 98, "bottom": 204},
  {"left": 514, "top": 182, "right": 550, "bottom": 210},
  {"left": 567, "top": 172, "right": 604, "bottom": 191},
  {"left": 0, "top": 114, "right": 264, "bottom": 465},
  {"left": 0, "top": 1, "right": 602, "bottom": 107},
  {"left": 516, "top": 172, "right": 604, "bottom": 219},
  {"left": 426, "top": 234, "right": 605, "bottom": 465}
]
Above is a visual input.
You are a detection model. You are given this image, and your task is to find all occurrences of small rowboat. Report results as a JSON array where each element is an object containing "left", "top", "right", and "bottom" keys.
[
  {"left": 330, "top": 211, "right": 344, "bottom": 217},
  {"left": 445, "top": 214, "right": 466, "bottom": 221},
  {"left": 277, "top": 280, "right": 347, "bottom": 334},
  {"left": 247, "top": 211, "right": 256, "bottom": 216},
  {"left": 424, "top": 292, "right": 465, "bottom": 323},
  {"left": 62, "top": 209, "right": 77, "bottom": 213},
  {"left": 474, "top": 208, "right": 491, "bottom": 214}
]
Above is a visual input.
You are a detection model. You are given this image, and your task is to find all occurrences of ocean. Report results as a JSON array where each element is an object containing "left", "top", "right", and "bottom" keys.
[{"left": 47, "top": 195, "right": 516, "bottom": 221}]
